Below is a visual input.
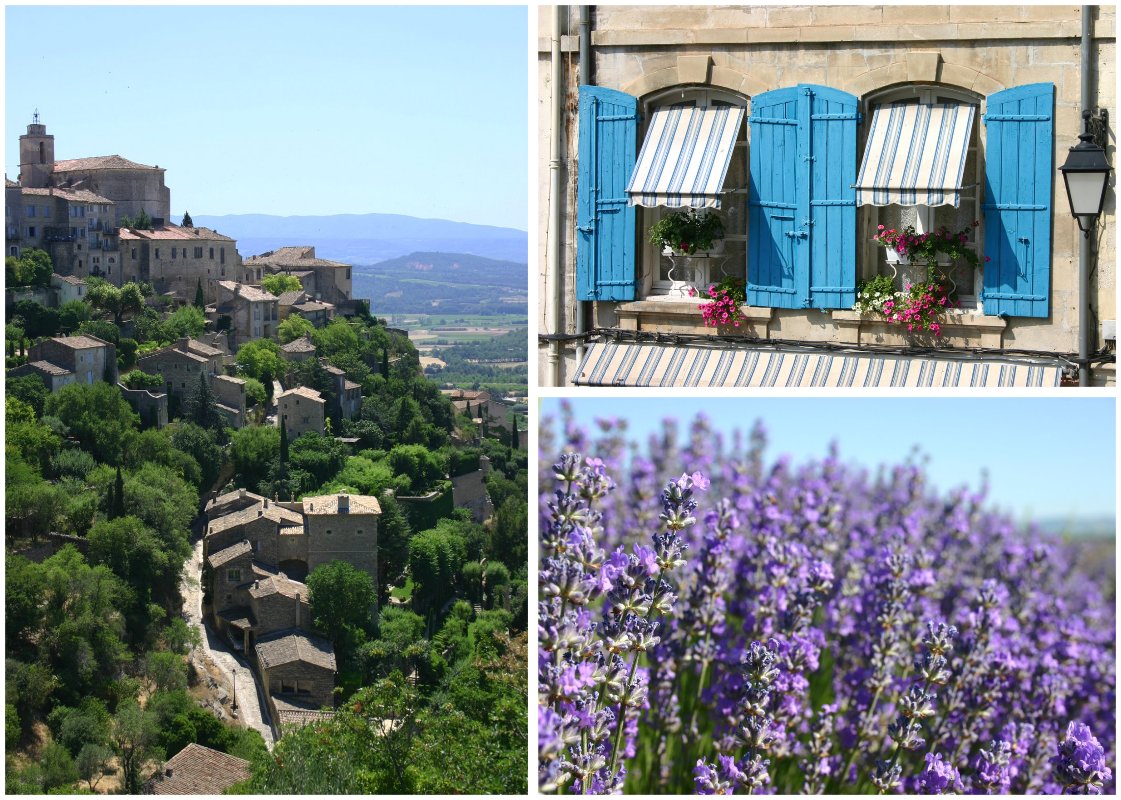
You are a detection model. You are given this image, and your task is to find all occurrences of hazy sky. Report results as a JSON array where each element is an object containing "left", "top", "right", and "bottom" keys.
[
  {"left": 541, "top": 397, "right": 1117, "bottom": 522},
  {"left": 5, "top": 5, "right": 528, "bottom": 230}
]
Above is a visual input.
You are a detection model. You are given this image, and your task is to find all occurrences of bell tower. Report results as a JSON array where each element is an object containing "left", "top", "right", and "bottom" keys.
[{"left": 19, "top": 110, "right": 55, "bottom": 188}]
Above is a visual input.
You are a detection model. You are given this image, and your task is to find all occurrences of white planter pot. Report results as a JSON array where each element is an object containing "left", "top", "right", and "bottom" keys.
[
  {"left": 662, "top": 238, "right": 725, "bottom": 258},
  {"left": 883, "top": 246, "right": 911, "bottom": 266}
]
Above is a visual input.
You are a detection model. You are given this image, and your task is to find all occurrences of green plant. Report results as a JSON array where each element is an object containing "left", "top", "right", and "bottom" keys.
[
  {"left": 873, "top": 222, "right": 988, "bottom": 270},
  {"left": 695, "top": 275, "right": 747, "bottom": 328},
  {"left": 852, "top": 273, "right": 899, "bottom": 315},
  {"left": 648, "top": 209, "right": 725, "bottom": 255}
]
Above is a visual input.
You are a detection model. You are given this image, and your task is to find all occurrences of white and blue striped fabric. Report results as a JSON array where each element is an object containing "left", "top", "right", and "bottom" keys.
[
  {"left": 573, "top": 342, "right": 1062, "bottom": 388},
  {"left": 626, "top": 105, "right": 745, "bottom": 208},
  {"left": 855, "top": 103, "right": 976, "bottom": 207}
]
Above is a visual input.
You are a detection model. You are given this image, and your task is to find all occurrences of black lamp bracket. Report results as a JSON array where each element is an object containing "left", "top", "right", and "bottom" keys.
[{"left": 1084, "top": 108, "right": 1109, "bottom": 150}]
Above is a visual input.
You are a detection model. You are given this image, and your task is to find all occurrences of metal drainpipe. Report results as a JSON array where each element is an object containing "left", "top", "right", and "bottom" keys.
[
  {"left": 574, "top": 6, "right": 592, "bottom": 370},
  {"left": 1078, "top": 6, "right": 1093, "bottom": 386},
  {"left": 547, "top": 6, "right": 564, "bottom": 387}
]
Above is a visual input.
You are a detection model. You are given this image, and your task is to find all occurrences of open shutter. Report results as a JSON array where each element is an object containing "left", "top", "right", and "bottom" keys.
[
  {"left": 805, "top": 85, "right": 859, "bottom": 309},
  {"left": 576, "top": 86, "right": 638, "bottom": 301},
  {"left": 982, "top": 83, "right": 1054, "bottom": 318},
  {"left": 748, "top": 87, "right": 804, "bottom": 308}
]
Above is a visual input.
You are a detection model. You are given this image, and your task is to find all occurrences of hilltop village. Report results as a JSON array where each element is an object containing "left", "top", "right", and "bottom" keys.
[{"left": 5, "top": 118, "right": 528, "bottom": 793}]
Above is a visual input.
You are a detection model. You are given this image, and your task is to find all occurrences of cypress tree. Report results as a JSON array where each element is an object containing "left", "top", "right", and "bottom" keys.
[
  {"left": 194, "top": 278, "right": 205, "bottom": 309},
  {"left": 279, "top": 417, "right": 289, "bottom": 464},
  {"left": 111, "top": 465, "right": 125, "bottom": 519},
  {"left": 181, "top": 210, "right": 193, "bottom": 228},
  {"left": 380, "top": 347, "right": 389, "bottom": 379},
  {"left": 510, "top": 416, "right": 520, "bottom": 450}
]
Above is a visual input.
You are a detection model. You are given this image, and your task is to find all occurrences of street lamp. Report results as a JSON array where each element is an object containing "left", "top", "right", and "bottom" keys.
[{"left": 1059, "top": 109, "right": 1112, "bottom": 237}]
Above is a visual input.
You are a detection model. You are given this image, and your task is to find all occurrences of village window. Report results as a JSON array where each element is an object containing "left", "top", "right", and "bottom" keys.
[
  {"left": 227, "top": 568, "right": 242, "bottom": 582},
  {"left": 26, "top": 226, "right": 35, "bottom": 237},
  {"left": 10, "top": 247, "right": 18, "bottom": 257},
  {"left": 172, "top": 248, "right": 176, "bottom": 259},
  {"left": 220, "top": 248, "right": 225, "bottom": 264},
  {"left": 195, "top": 246, "right": 203, "bottom": 258},
  {"left": 281, "top": 679, "right": 295, "bottom": 693},
  {"left": 155, "top": 248, "right": 160, "bottom": 259},
  {"left": 209, "top": 247, "right": 215, "bottom": 259},
  {"left": 182, "top": 248, "right": 187, "bottom": 258},
  {"left": 25, "top": 205, "right": 36, "bottom": 217},
  {"left": 131, "top": 248, "right": 137, "bottom": 259},
  {"left": 857, "top": 86, "right": 983, "bottom": 309}
]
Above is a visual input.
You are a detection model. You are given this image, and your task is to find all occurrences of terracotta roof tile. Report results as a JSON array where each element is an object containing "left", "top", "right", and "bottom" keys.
[
  {"left": 302, "top": 493, "right": 381, "bottom": 515},
  {"left": 248, "top": 573, "right": 307, "bottom": 600},
  {"left": 280, "top": 336, "right": 316, "bottom": 353},
  {"left": 207, "top": 540, "right": 252, "bottom": 568},
  {"left": 145, "top": 742, "right": 250, "bottom": 795},
  {"left": 24, "top": 360, "right": 73, "bottom": 376},
  {"left": 53, "top": 154, "right": 161, "bottom": 172},
  {"left": 50, "top": 334, "right": 111, "bottom": 350},
  {"left": 255, "top": 630, "right": 336, "bottom": 671},
  {"left": 277, "top": 385, "right": 324, "bottom": 402}
]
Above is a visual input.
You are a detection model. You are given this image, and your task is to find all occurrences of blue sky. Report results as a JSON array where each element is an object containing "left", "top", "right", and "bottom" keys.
[
  {"left": 5, "top": 5, "right": 528, "bottom": 230},
  {"left": 541, "top": 397, "right": 1117, "bottom": 523}
]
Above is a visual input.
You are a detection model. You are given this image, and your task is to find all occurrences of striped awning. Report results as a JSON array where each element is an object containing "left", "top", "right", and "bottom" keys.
[
  {"left": 573, "top": 342, "right": 1062, "bottom": 388},
  {"left": 855, "top": 103, "right": 976, "bottom": 207},
  {"left": 626, "top": 105, "right": 745, "bottom": 208}
]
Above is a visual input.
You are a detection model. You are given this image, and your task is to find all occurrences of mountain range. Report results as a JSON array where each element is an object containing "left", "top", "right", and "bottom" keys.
[{"left": 191, "top": 213, "right": 528, "bottom": 266}]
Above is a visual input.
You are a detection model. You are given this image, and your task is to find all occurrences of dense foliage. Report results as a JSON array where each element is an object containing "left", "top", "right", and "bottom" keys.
[{"left": 539, "top": 410, "right": 1115, "bottom": 795}]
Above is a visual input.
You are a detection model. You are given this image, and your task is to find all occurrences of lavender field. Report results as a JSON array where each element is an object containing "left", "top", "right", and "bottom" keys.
[{"left": 539, "top": 406, "right": 1114, "bottom": 795}]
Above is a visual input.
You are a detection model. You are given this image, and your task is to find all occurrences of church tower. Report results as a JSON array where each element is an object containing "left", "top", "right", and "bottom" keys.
[{"left": 19, "top": 111, "right": 54, "bottom": 188}]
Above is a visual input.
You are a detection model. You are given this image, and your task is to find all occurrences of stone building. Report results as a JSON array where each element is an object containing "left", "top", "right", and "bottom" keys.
[
  {"left": 539, "top": 5, "right": 1116, "bottom": 387},
  {"left": 299, "top": 493, "right": 381, "bottom": 579},
  {"left": 145, "top": 743, "right": 251, "bottom": 795},
  {"left": 120, "top": 225, "right": 241, "bottom": 299},
  {"left": 276, "top": 386, "right": 326, "bottom": 438},
  {"left": 136, "top": 337, "right": 223, "bottom": 399},
  {"left": 5, "top": 181, "right": 120, "bottom": 278},
  {"left": 212, "top": 374, "right": 248, "bottom": 428},
  {"left": 211, "top": 281, "right": 278, "bottom": 348},
  {"left": 321, "top": 361, "right": 363, "bottom": 420},
  {"left": 50, "top": 273, "right": 87, "bottom": 305},
  {"left": 18, "top": 117, "right": 171, "bottom": 224},
  {"left": 23, "top": 333, "right": 117, "bottom": 385},
  {"left": 280, "top": 335, "right": 317, "bottom": 362},
  {"left": 255, "top": 630, "right": 337, "bottom": 718},
  {"left": 244, "top": 246, "right": 354, "bottom": 309}
]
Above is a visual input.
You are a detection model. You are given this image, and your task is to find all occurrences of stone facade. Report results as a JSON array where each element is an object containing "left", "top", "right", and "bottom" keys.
[
  {"left": 243, "top": 246, "right": 353, "bottom": 307},
  {"left": 137, "top": 337, "right": 223, "bottom": 400},
  {"left": 321, "top": 361, "right": 362, "bottom": 420},
  {"left": 212, "top": 374, "right": 248, "bottom": 428},
  {"left": 276, "top": 386, "right": 326, "bottom": 438},
  {"left": 120, "top": 225, "right": 241, "bottom": 301},
  {"left": 255, "top": 630, "right": 337, "bottom": 716},
  {"left": 6, "top": 182, "right": 120, "bottom": 279},
  {"left": 538, "top": 5, "right": 1117, "bottom": 386},
  {"left": 280, "top": 335, "right": 317, "bottom": 362},
  {"left": 300, "top": 493, "right": 381, "bottom": 578},
  {"left": 50, "top": 273, "right": 86, "bottom": 305},
  {"left": 26, "top": 334, "right": 117, "bottom": 385},
  {"left": 211, "top": 281, "right": 278, "bottom": 348},
  {"left": 118, "top": 382, "right": 169, "bottom": 428}
]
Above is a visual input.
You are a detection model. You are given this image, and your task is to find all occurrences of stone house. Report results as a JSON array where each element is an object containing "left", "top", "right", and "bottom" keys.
[
  {"left": 299, "top": 493, "right": 381, "bottom": 579},
  {"left": 137, "top": 337, "right": 223, "bottom": 399},
  {"left": 280, "top": 335, "right": 317, "bottom": 362},
  {"left": 255, "top": 630, "right": 337, "bottom": 717},
  {"left": 212, "top": 374, "right": 248, "bottom": 428},
  {"left": 244, "top": 246, "right": 354, "bottom": 309},
  {"left": 452, "top": 455, "right": 494, "bottom": 523},
  {"left": 145, "top": 742, "right": 251, "bottom": 795},
  {"left": 118, "top": 382, "right": 169, "bottom": 428},
  {"left": 321, "top": 361, "right": 363, "bottom": 420},
  {"left": 276, "top": 386, "right": 326, "bottom": 438},
  {"left": 5, "top": 179, "right": 119, "bottom": 278},
  {"left": 7, "top": 359, "right": 77, "bottom": 391},
  {"left": 277, "top": 290, "right": 335, "bottom": 327},
  {"left": 25, "top": 333, "right": 117, "bottom": 385},
  {"left": 539, "top": 5, "right": 1116, "bottom": 387},
  {"left": 211, "top": 281, "right": 279, "bottom": 348},
  {"left": 50, "top": 273, "right": 86, "bottom": 305},
  {"left": 120, "top": 224, "right": 240, "bottom": 301}
]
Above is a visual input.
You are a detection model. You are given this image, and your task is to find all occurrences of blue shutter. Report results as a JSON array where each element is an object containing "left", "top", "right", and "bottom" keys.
[
  {"left": 748, "top": 85, "right": 857, "bottom": 309},
  {"left": 982, "top": 83, "right": 1054, "bottom": 318},
  {"left": 576, "top": 86, "right": 638, "bottom": 301},
  {"left": 805, "top": 85, "right": 859, "bottom": 309},
  {"left": 748, "top": 87, "right": 804, "bottom": 308}
]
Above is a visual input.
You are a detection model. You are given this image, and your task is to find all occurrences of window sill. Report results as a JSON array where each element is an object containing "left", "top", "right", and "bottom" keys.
[{"left": 616, "top": 301, "right": 1008, "bottom": 348}]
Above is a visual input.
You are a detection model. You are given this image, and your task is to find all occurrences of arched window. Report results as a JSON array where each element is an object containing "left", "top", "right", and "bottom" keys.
[
  {"left": 860, "top": 84, "right": 983, "bottom": 308},
  {"left": 638, "top": 87, "right": 748, "bottom": 296}
]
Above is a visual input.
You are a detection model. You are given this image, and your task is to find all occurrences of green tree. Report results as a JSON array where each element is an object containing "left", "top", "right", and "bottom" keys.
[
  {"left": 362, "top": 606, "right": 428, "bottom": 680},
  {"left": 58, "top": 299, "right": 92, "bottom": 333},
  {"left": 43, "top": 381, "right": 140, "bottom": 464},
  {"left": 509, "top": 415, "right": 520, "bottom": 449},
  {"left": 163, "top": 304, "right": 207, "bottom": 340},
  {"left": 111, "top": 701, "right": 162, "bottom": 794},
  {"left": 122, "top": 369, "right": 165, "bottom": 390},
  {"left": 181, "top": 210, "right": 193, "bottom": 228},
  {"left": 408, "top": 524, "right": 468, "bottom": 618},
  {"left": 230, "top": 425, "right": 280, "bottom": 491},
  {"left": 261, "top": 273, "right": 303, "bottom": 296},
  {"left": 171, "top": 421, "right": 223, "bottom": 491},
  {"left": 142, "top": 651, "right": 188, "bottom": 694},
  {"left": 41, "top": 741, "right": 79, "bottom": 790},
  {"left": 9, "top": 248, "right": 53, "bottom": 287},
  {"left": 13, "top": 298, "right": 60, "bottom": 338},
  {"left": 312, "top": 318, "right": 360, "bottom": 358},
  {"left": 376, "top": 492, "right": 411, "bottom": 602},
  {"left": 306, "top": 561, "right": 377, "bottom": 659},
  {"left": 182, "top": 372, "right": 224, "bottom": 434},
  {"left": 6, "top": 374, "right": 49, "bottom": 418},
  {"left": 278, "top": 313, "right": 315, "bottom": 343},
  {"left": 194, "top": 277, "right": 205, "bottom": 308},
  {"left": 288, "top": 432, "right": 348, "bottom": 491},
  {"left": 491, "top": 495, "right": 527, "bottom": 574},
  {"left": 387, "top": 444, "right": 445, "bottom": 493},
  {"left": 86, "top": 279, "right": 146, "bottom": 326},
  {"left": 235, "top": 338, "right": 284, "bottom": 388},
  {"left": 76, "top": 743, "right": 113, "bottom": 791},
  {"left": 243, "top": 376, "right": 267, "bottom": 408}
]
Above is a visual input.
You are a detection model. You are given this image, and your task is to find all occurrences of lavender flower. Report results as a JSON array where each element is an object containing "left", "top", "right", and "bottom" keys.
[{"left": 1054, "top": 721, "right": 1112, "bottom": 794}]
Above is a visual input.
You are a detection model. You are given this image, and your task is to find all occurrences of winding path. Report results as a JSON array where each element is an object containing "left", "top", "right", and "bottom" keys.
[{"left": 180, "top": 537, "right": 276, "bottom": 749}]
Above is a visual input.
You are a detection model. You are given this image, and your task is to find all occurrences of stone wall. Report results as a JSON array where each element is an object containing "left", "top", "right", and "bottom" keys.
[
  {"left": 537, "top": 5, "right": 1117, "bottom": 384},
  {"left": 118, "top": 383, "right": 168, "bottom": 429},
  {"left": 304, "top": 513, "right": 379, "bottom": 587}
]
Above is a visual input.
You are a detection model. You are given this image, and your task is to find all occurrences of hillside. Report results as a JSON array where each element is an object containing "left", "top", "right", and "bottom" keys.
[
  {"left": 356, "top": 251, "right": 528, "bottom": 315},
  {"left": 191, "top": 213, "right": 528, "bottom": 265}
]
